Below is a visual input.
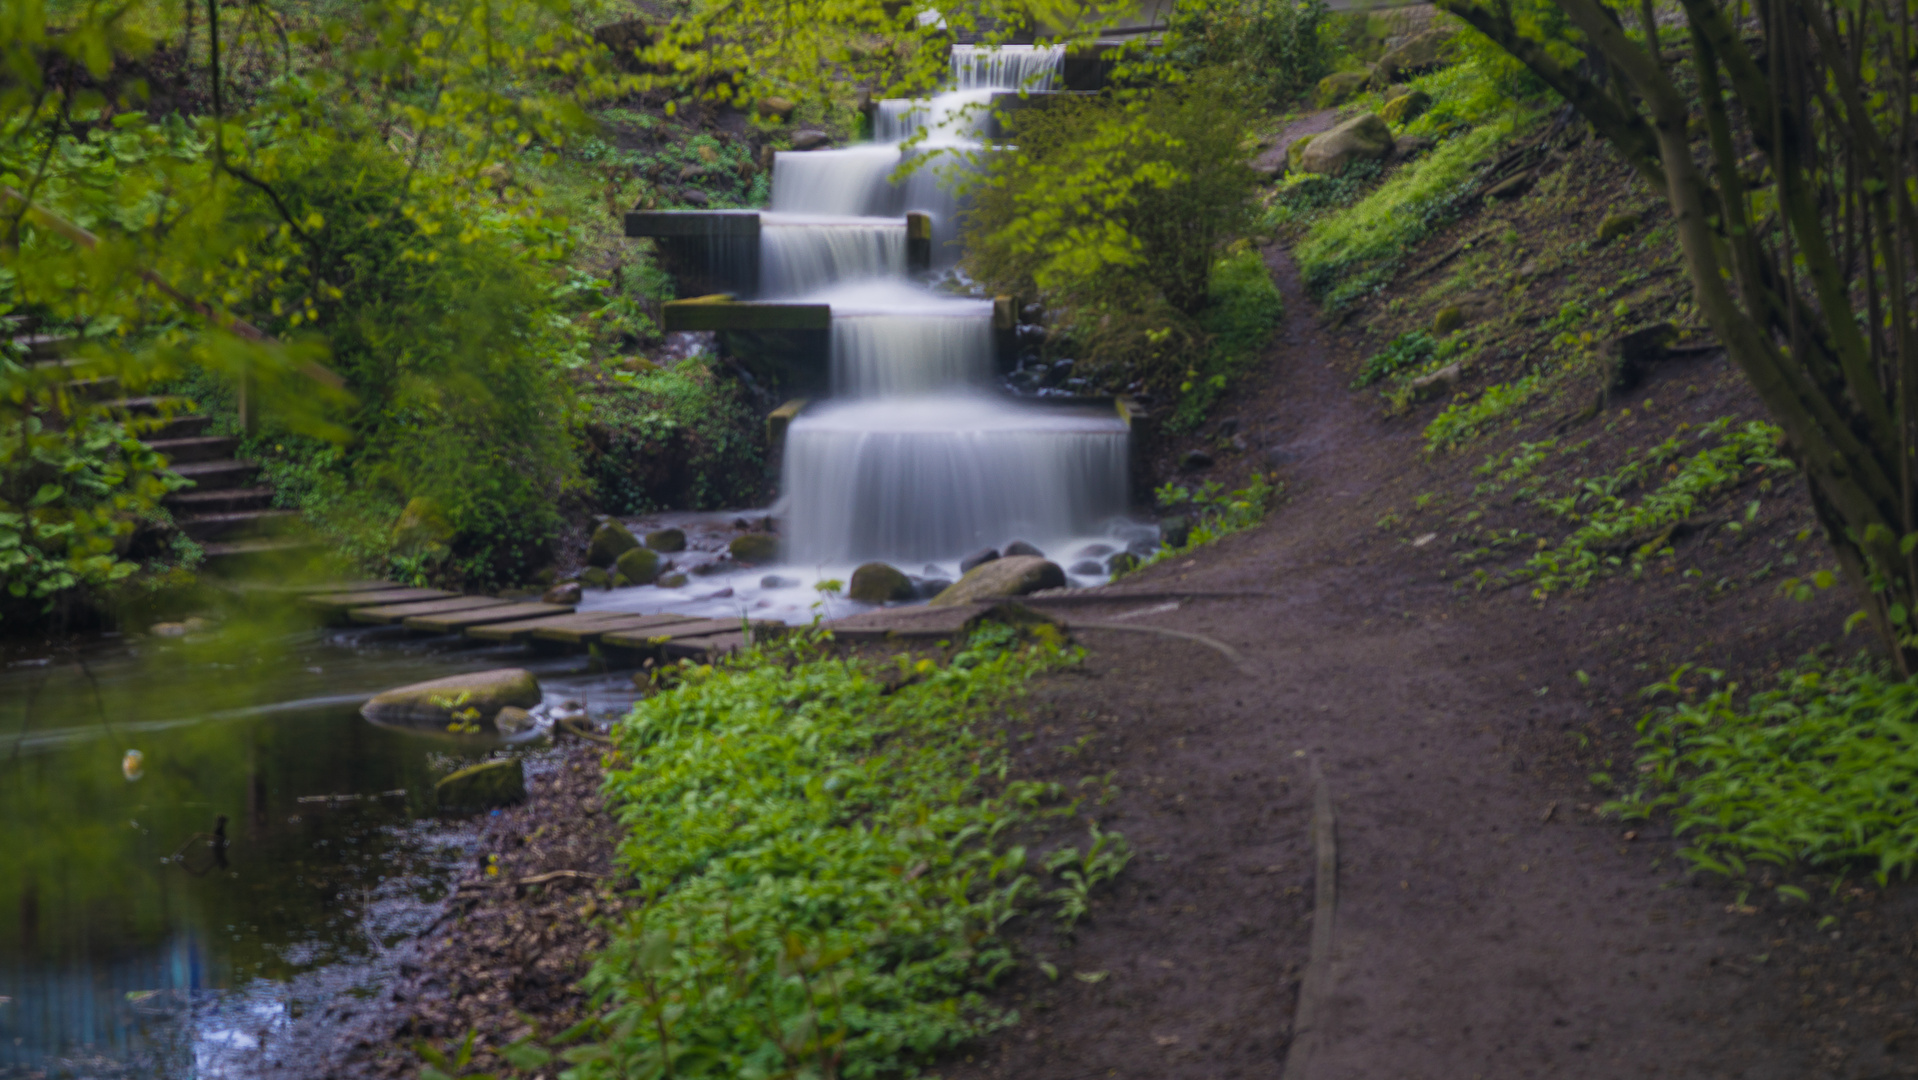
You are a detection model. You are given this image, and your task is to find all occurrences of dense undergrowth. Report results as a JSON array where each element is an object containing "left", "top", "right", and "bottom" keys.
[
  {"left": 1610, "top": 660, "right": 1918, "bottom": 887},
  {"left": 543, "top": 623, "right": 1128, "bottom": 1079}
]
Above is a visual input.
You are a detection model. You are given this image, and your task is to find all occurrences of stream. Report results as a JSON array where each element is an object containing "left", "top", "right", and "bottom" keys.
[{"left": 0, "top": 617, "right": 638, "bottom": 1079}]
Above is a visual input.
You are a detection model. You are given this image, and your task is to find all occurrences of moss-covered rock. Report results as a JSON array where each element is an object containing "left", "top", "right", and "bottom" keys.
[
  {"left": 615, "top": 546, "right": 662, "bottom": 585},
  {"left": 494, "top": 706, "right": 537, "bottom": 736},
  {"left": 362, "top": 668, "right": 541, "bottom": 727},
  {"left": 435, "top": 758, "right": 526, "bottom": 811},
  {"left": 1379, "top": 88, "right": 1431, "bottom": 125},
  {"left": 1299, "top": 114, "right": 1394, "bottom": 176},
  {"left": 728, "top": 534, "right": 779, "bottom": 564},
  {"left": 848, "top": 562, "right": 916, "bottom": 603},
  {"left": 645, "top": 528, "right": 687, "bottom": 552},
  {"left": 929, "top": 556, "right": 1067, "bottom": 606},
  {"left": 1287, "top": 133, "right": 1317, "bottom": 172},
  {"left": 1373, "top": 27, "right": 1455, "bottom": 82},
  {"left": 1316, "top": 71, "right": 1370, "bottom": 107},
  {"left": 658, "top": 572, "right": 690, "bottom": 588},
  {"left": 580, "top": 566, "right": 612, "bottom": 590},
  {"left": 1598, "top": 212, "right": 1640, "bottom": 243},
  {"left": 1432, "top": 305, "right": 1465, "bottom": 335},
  {"left": 588, "top": 519, "right": 640, "bottom": 567}
]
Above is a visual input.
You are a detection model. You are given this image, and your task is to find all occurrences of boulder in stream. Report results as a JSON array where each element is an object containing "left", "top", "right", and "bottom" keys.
[
  {"left": 729, "top": 534, "right": 779, "bottom": 564},
  {"left": 960, "top": 547, "right": 1000, "bottom": 574},
  {"left": 849, "top": 562, "right": 916, "bottom": 603},
  {"left": 361, "top": 668, "right": 541, "bottom": 728},
  {"left": 646, "top": 528, "right": 687, "bottom": 552},
  {"left": 542, "top": 581, "right": 583, "bottom": 605},
  {"left": 929, "top": 556, "right": 1066, "bottom": 606},
  {"left": 580, "top": 566, "right": 612, "bottom": 590},
  {"left": 1003, "top": 539, "right": 1045, "bottom": 558},
  {"left": 588, "top": 520, "right": 640, "bottom": 567},
  {"left": 435, "top": 758, "right": 526, "bottom": 811},
  {"left": 616, "top": 547, "right": 662, "bottom": 585}
]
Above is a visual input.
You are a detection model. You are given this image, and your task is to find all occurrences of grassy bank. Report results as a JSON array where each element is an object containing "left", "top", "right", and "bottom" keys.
[{"left": 537, "top": 623, "right": 1127, "bottom": 1079}]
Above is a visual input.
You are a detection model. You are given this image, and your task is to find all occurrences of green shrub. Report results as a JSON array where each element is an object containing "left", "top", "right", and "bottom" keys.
[
  {"left": 1169, "top": 246, "right": 1284, "bottom": 431},
  {"left": 567, "top": 624, "right": 1127, "bottom": 1079},
  {"left": 1517, "top": 419, "right": 1791, "bottom": 593},
  {"left": 1610, "top": 660, "right": 1918, "bottom": 885},
  {"left": 235, "top": 143, "right": 585, "bottom": 589},
  {"left": 1353, "top": 329, "right": 1436, "bottom": 387},
  {"left": 1421, "top": 370, "right": 1544, "bottom": 451},
  {"left": 1126, "top": 473, "right": 1278, "bottom": 575},
  {"left": 963, "top": 70, "right": 1258, "bottom": 397},
  {"left": 1158, "top": 0, "right": 1333, "bottom": 107},
  {"left": 583, "top": 359, "right": 767, "bottom": 514},
  {"left": 1294, "top": 113, "right": 1526, "bottom": 308}
]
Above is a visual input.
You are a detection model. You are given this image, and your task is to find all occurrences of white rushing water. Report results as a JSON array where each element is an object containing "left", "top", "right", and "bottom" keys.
[{"left": 588, "top": 44, "right": 1148, "bottom": 623}]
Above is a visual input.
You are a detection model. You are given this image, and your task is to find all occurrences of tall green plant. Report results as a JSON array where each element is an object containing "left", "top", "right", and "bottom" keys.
[{"left": 962, "top": 69, "right": 1258, "bottom": 395}]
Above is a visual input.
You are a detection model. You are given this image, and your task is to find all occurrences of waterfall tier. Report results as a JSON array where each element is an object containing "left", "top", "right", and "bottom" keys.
[
  {"left": 759, "top": 215, "right": 906, "bottom": 297},
  {"left": 780, "top": 394, "right": 1129, "bottom": 565}
]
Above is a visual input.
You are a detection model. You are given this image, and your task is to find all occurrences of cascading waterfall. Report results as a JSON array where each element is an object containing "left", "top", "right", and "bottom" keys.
[
  {"left": 770, "top": 43, "right": 1133, "bottom": 569},
  {"left": 597, "top": 45, "right": 1140, "bottom": 620}
]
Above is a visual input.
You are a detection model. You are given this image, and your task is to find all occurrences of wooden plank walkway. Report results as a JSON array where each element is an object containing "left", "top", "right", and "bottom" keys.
[
  {"left": 347, "top": 595, "right": 510, "bottom": 625},
  {"left": 282, "top": 583, "right": 836, "bottom": 664},
  {"left": 405, "top": 601, "right": 575, "bottom": 633}
]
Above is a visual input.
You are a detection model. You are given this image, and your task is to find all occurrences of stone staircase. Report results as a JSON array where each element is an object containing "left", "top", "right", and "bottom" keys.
[{"left": 8, "top": 320, "right": 309, "bottom": 570}]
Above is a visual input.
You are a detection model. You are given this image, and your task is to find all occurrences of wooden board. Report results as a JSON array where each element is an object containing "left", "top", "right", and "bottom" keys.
[
  {"left": 530, "top": 611, "right": 705, "bottom": 645},
  {"left": 300, "top": 579, "right": 412, "bottom": 595},
  {"left": 403, "top": 602, "right": 575, "bottom": 634},
  {"left": 463, "top": 610, "right": 633, "bottom": 644},
  {"left": 348, "top": 596, "right": 511, "bottom": 625},
  {"left": 305, "top": 587, "right": 457, "bottom": 610},
  {"left": 601, "top": 618, "right": 784, "bottom": 653}
]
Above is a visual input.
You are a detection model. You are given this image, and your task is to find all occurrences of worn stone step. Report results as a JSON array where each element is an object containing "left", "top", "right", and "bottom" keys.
[
  {"left": 179, "top": 509, "right": 300, "bottom": 542},
  {"left": 405, "top": 601, "right": 577, "bottom": 634},
  {"left": 148, "top": 434, "right": 239, "bottom": 464},
  {"left": 168, "top": 459, "right": 261, "bottom": 491},
  {"left": 657, "top": 630, "right": 760, "bottom": 661},
  {"left": 165, "top": 485, "right": 275, "bottom": 515},
  {"left": 348, "top": 595, "right": 515, "bottom": 625},
  {"left": 135, "top": 413, "right": 214, "bottom": 441},
  {"left": 106, "top": 395, "right": 194, "bottom": 416}
]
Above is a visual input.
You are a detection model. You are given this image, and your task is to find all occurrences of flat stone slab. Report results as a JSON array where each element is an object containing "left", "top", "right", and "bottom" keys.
[
  {"left": 530, "top": 611, "right": 706, "bottom": 645},
  {"left": 404, "top": 602, "right": 576, "bottom": 634},
  {"left": 662, "top": 299, "right": 832, "bottom": 332},
  {"left": 348, "top": 596, "right": 512, "bottom": 625},
  {"left": 601, "top": 617, "right": 785, "bottom": 653},
  {"left": 306, "top": 587, "right": 458, "bottom": 610},
  {"left": 624, "top": 209, "right": 761, "bottom": 237}
]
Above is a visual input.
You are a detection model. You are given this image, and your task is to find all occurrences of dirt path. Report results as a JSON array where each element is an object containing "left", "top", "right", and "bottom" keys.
[{"left": 953, "top": 247, "right": 1837, "bottom": 1078}]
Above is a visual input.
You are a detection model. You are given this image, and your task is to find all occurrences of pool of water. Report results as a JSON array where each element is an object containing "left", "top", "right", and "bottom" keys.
[{"left": 0, "top": 613, "right": 640, "bottom": 1079}]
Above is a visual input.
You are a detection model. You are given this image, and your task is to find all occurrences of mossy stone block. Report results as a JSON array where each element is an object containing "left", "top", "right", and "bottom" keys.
[{"left": 435, "top": 758, "right": 526, "bottom": 811}]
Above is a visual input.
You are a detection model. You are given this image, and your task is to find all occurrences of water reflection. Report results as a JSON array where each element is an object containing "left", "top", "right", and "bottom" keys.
[{"left": 0, "top": 613, "right": 637, "bottom": 1078}]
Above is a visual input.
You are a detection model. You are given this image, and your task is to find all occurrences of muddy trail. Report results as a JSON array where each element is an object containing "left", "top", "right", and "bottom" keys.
[{"left": 939, "top": 243, "right": 1915, "bottom": 1079}]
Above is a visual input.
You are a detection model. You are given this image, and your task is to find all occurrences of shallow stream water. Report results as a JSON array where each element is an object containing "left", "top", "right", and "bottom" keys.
[{"left": 0, "top": 615, "right": 639, "bottom": 1079}]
